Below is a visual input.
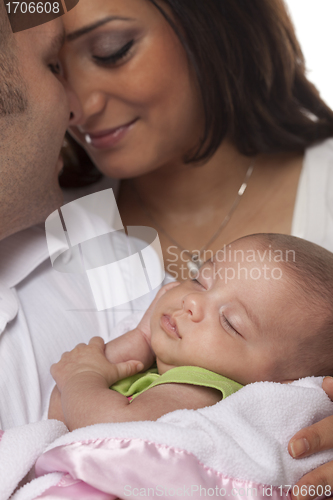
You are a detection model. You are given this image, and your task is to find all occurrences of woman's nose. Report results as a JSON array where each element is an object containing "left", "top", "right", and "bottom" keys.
[
  {"left": 182, "top": 294, "right": 204, "bottom": 322},
  {"left": 80, "top": 91, "right": 107, "bottom": 122},
  {"left": 66, "top": 79, "right": 107, "bottom": 127}
]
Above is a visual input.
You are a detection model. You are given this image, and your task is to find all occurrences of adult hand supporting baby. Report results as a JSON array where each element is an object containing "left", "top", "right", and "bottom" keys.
[{"left": 289, "top": 377, "right": 333, "bottom": 500}]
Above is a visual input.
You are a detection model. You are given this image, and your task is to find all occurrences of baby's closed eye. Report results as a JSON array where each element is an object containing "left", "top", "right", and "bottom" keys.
[{"left": 220, "top": 313, "right": 240, "bottom": 336}]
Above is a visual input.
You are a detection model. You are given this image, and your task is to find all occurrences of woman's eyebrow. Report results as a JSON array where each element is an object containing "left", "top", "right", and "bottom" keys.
[{"left": 66, "top": 16, "right": 135, "bottom": 42}]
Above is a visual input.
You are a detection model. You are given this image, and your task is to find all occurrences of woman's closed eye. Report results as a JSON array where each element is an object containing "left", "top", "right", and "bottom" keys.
[{"left": 93, "top": 39, "right": 134, "bottom": 65}]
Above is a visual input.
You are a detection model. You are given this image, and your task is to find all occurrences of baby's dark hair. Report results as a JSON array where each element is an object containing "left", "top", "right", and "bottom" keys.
[{"left": 249, "top": 234, "right": 333, "bottom": 379}]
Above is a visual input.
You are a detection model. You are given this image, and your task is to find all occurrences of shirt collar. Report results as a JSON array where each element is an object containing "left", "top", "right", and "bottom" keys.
[{"left": 0, "top": 225, "right": 50, "bottom": 288}]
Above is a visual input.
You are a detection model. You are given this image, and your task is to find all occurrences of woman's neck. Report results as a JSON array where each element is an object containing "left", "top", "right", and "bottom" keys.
[
  {"left": 129, "top": 140, "right": 253, "bottom": 219},
  {"left": 118, "top": 140, "right": 303, "bottom": 281}
]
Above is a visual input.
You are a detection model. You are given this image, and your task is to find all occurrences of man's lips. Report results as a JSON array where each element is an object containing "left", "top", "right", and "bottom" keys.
[{"left": 160, "top": 314, "right": 181, "bottom": 340}]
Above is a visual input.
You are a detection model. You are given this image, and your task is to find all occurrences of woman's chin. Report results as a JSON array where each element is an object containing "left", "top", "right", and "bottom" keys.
[
  {"left": 97, "top": 164, "right": 150, "bottom": 180},
  {"left": 90, "top": 153, "right": 159, "bottom": 180}
]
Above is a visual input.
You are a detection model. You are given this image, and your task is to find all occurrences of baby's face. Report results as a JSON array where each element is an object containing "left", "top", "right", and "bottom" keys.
[{"left": 150, "top": 238, "right": 313, "bottom": 384}]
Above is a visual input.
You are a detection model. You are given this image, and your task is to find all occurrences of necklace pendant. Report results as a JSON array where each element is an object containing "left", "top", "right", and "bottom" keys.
[
  {"left": 187, "top": 255, "right": 203, "bottom": 275},
  {"left": 130, "top": 161, "right": 254, "bottom": 277}
]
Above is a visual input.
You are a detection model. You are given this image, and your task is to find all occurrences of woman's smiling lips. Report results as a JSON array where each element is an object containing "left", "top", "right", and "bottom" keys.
[
  {"left": 84, "top": 118, "right": 139, "bottom": 149},
  {"left": 160, "top": 314, "right": 181, "bottom": 340}
]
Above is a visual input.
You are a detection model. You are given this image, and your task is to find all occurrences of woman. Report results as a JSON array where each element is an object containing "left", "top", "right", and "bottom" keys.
[
  {"left": 59, "top": 0, "right": 333, "bottom": 496},
  {"left": 60, "top": 0, "right": 333, "bottom": 280}
]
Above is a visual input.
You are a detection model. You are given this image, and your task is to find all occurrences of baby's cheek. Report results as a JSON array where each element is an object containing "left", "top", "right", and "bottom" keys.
[
  {"left": 150, "top": 330, "right": 164, "bottom": 358},
  {"left": 150, "top": 331, "right": 158, "bottom": 353}
]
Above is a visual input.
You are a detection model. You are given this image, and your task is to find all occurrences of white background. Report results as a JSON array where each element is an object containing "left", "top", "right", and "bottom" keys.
[{"left": 285, "top": 0, "right": 333, "bottom": 109}]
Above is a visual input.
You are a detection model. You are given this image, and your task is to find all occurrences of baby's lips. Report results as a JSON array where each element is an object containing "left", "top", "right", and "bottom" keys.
[{"left": 168, "top": 314, "right": 181, "bottom": 338}]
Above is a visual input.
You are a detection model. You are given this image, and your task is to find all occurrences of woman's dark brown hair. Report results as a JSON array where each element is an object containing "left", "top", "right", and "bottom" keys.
[
  {"left": 149, "top": 0, "right": 333, "bottom": 161},
  {"left": 61, "top": 0, "right": 333, "bottom": 186}
]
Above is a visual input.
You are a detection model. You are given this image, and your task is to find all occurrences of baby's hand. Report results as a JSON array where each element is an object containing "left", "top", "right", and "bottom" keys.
[{"left": 51, "top": 337, "right": 143, "bottom": 392}]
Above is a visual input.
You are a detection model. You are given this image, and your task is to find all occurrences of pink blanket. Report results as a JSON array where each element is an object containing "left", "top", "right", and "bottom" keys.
[{"left": 4, "top": 377, "right": 333, "bottom": 500}]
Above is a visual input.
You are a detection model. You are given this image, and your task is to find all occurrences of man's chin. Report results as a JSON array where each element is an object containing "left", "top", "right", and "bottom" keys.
[
  {"left": 29, "top": 184, "right": 64, "bottom": 230},
  {"left": 47, "top": 184, "right": 64, "bottom": 216}
]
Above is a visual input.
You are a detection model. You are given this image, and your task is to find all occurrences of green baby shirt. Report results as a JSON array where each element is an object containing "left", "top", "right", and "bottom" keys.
[{"left": 111, "top": 365, "right": 243, "bottom": 401}]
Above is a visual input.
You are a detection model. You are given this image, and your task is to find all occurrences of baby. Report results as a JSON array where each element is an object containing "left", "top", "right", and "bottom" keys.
[{"left": 49, "top": 233, "right": 333, "bottom": 431}]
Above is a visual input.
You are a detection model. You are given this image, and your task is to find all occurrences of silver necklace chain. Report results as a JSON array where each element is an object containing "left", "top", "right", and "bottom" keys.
[{"left": 130, "top": 159, "right": 255, "bottom": 271}]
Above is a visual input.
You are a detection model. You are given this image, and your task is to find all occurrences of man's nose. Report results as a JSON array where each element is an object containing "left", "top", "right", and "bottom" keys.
[{"left": 182, "top": 294, "right": 204, "bottom": 322}]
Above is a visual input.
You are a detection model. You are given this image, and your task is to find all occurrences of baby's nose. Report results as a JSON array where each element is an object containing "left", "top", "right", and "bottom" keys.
[{"left": 183, "top": 294, "right": 204, "bottom": 322}]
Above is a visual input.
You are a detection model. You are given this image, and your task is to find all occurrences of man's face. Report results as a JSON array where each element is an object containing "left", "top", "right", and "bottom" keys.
[{"left": 0, "top": 20, "right": 80, "bottom": 239}]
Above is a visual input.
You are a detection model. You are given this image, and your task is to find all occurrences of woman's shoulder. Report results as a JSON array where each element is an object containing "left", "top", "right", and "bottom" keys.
[
  {"left": 302, "top": 137, "right": 333, "bottom": 190},
  {"left": 293, "top": 137, "right": 333, "bottom": 251},
  {"left": 305, "top": 137, "right": 333, "bottom": 167}
]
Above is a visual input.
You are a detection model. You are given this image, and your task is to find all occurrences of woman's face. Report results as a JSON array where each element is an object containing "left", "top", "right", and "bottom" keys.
[{"left": 61, "top": 0, "right": 204, "bottom": 178}]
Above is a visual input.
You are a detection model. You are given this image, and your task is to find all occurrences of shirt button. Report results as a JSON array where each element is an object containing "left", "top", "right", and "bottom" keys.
[{"left": 0, "top": 284, "right": 19, "bottom": 335}]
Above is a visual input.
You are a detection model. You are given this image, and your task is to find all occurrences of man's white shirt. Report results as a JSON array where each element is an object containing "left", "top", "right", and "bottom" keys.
[{"left": 0, "top": 224, "right": 164, "bottom": 429}]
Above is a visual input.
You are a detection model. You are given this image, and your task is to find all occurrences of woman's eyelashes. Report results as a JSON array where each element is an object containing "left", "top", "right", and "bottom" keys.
[{"left": 92, "top": 39, "right": 134, "bottom": 65}]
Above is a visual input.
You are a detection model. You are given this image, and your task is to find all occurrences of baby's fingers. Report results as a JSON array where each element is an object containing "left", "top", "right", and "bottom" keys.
[
  {"left": 50, "top": 362, "right": 56, "bottom": 379},
  {"left": 50, "top": 361, "right": 63, "bottom": 384},
  {"left": 110, "top": 360, "right": 144, "bottom": 385},
  {"left": 88, "top": 337, "right": 105, "bottom": 351}
]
